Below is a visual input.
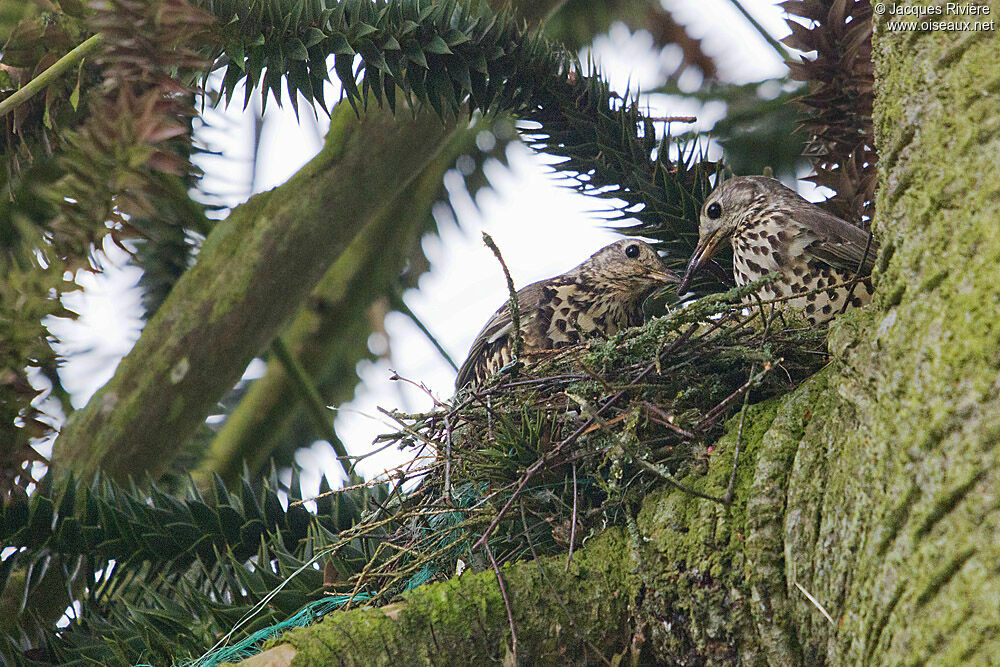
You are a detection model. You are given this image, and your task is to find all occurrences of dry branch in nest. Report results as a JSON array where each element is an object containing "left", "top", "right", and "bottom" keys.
[{"left": 313, "top": 278, "right": 832, "bottom": 608}]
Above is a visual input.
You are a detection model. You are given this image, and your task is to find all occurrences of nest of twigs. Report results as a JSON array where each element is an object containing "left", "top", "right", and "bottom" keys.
[{"left": 318, "top": 279, "right": 830, "bottom": 608}]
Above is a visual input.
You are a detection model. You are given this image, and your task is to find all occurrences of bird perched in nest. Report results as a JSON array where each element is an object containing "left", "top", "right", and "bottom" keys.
[
  {"left": 456, "top": 239, "right": 679, "bottom": 389},
  {"left": 678, "top": 175, "right": 878, "bottom": 325}
]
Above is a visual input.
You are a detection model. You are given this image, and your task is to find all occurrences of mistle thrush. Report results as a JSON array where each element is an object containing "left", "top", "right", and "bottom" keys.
[
  {"left": 678, "top": 176, "right": 878, "bottom": 325},
  {"left": 456, "top": 239, "right": 679, "bottom": 388}
]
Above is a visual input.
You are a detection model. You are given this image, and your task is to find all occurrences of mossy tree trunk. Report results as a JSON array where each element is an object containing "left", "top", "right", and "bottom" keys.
[
  {"left": 240, "top": 7, "right": 1000, "bottom": 665},
  {"left": 51, "top": 106, "right": 454, "bottom": 481}
]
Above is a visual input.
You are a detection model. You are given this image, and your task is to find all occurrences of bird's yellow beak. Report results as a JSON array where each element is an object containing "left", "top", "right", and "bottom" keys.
[
  {"left": 649, "top": 269, "right": 681, "bottom": 285},
  {"left": 678, "top": 230, "right": 724, "bottom": 293}
]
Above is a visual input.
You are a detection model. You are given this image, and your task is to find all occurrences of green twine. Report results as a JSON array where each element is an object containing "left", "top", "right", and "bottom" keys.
[
  {"left": 180, "top": 593, "right": 371, "bottom": 667},
  {"left": 177, "top": 478, "right": 601, "bottom": 667}
]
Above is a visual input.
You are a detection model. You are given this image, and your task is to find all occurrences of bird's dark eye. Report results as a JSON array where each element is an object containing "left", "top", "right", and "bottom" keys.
[
  {"left": 706, "top": 202, "right": 722, "bottom": 220},
  {"left": 625, "top": 243, "right": 640, "bottom": 258}
]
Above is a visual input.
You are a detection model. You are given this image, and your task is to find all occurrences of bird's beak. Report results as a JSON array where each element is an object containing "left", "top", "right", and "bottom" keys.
[
  {"left": 649, "top": 269, "right": 681, "bottom": 285},
  {"left": 678, "top": 230, "right": 724, "bottom": 293}
]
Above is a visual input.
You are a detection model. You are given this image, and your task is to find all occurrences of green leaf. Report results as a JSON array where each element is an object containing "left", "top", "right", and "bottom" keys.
[
  {"left": 303, "top": 27, "right": 326, "bottom": 48},
  {"left": 326, "top": 32, "right": 355, "bottom": 56},
  {"left": 444, "top": 28, "right": 470, "bottom": 47},
  {"left": 288, "top": 38, "right": 309, "bottom": 61},
  {"left": 358, "top": 41, "right": 388, "bottom": 72},
  {"left": 353, "top": 22, "right": 376, "bottom": 39},
  {"left": 334, "top": 53, "right": 360, "bottom": 102},
  {"left": 404, "top": 41, "right": 428, "bottom": 68},
  {"left": 69, "top": 57, "right": 85, "bottom": 111},
  {"left": 424, "top": 34, "right": 451, "bottom": 55},
  {"left": 57, "top": 0, "right": 88, "bottom": 18},
  {"left": 26, "top": 495, "right": 53, "bottom": 548}
]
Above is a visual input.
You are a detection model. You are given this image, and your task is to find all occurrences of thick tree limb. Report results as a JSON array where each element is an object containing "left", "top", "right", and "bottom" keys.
[
  {"left": 52, "top": 105, "right": 454, "bottom": 481},
  {"left": 194, "top": 126, "right": 483, "bottom": 484}
]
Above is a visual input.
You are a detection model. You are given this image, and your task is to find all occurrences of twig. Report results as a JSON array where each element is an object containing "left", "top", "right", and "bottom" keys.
[
  {"left": 566, "top": 462, "right": 578, "bottom": 571},
  {"left": 289, "top": 477, "right": 388, "bottom": 507},
  {"left": 637, "top": 458, "right": 727, "bottom": 505},
  {"left": 695, "top": 361, "right": 774, "bottom": 430},
  {"left": 840, "top": 227, "right": 877, "bottom": 316},
  {"left": 444, "top": 412, "right": 453, "bottom": 501},
  {"left": 378, "top": 407, "right": 443, "bottom": 449},
  {"left": 271, "top": 337, "right": 359, "bottom": 483},
  {"left": 388, "top": 370, "right": 446, "bottom": 408},
  {"left": 482, "top": 232, "right": 523, "bottom": 367},
  {"left": 641, "top": 401, "right": 696, "bottom": 440},
  {"left": 390, "top": 288, "right": 459, "bottom": 371},
  {"left": 793, "top": 581, "right": 836, "bottom": 626},
  {"left": 0, "top": 33, "right": 103, "bottom": 118},
  {"left": 646, "top": 115, "right": 697, "bottom": 123},
  {"left": 722, "top": 369, "right": 753, "bottom": 505},
  {"left": 483, "top": 542, "right": 518, "bottom": 664}
]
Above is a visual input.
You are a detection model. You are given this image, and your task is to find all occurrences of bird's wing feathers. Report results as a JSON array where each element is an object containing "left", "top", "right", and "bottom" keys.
[
  {"left": 795, "top": 207, "right": 878, "bottom": 275},
  {"left": 455, "top": 280, "right": 549, "bottom": 389}
]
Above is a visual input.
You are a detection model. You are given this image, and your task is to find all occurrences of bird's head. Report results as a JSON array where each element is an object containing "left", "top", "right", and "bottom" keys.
[
  {"left": 679, "top": 176, "right": 788, "bottom": 292},
  {"left": 582, "top": 239, "right": 679, "bottom": 297}
]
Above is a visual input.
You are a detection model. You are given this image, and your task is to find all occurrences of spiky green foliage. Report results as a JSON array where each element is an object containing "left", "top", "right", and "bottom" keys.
[
  {"left": 0, "top": 470, "right": 390, "bottom": 663},
  {"left": 209, "top": 0, "right": 550, "bottom": 116},
  {"left": 203, "top": 0, "right": 724, "bottom": 283},
  {"left": 0, "top": 0, "right": 217, "bottom": 467},
  {"left": 783, "top": 0, "right": 874, "bottom": 222},
  {"left": 0, "top": 4, "right": 97, "bottom": 487}
]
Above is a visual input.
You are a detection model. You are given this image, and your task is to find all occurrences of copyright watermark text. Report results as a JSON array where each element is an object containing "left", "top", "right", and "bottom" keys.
[{"left": 874, "top": 2, "right": 994, "bottom": 31}]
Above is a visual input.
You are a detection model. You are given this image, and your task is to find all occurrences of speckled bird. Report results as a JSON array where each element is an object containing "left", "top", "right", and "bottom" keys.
[
  {"left": 678, "top": 176, "right": 878, "bottom": 324},
  {"left": 456, "top": 239, "right": 678, "bottom": 389}
]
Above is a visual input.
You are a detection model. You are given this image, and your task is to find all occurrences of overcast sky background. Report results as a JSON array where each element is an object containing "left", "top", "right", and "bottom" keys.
[{"left": 44, "top": 0, "right": 806, "bottom": 496}]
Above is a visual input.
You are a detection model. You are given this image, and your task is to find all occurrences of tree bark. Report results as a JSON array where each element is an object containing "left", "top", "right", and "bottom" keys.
[
  {"left": 240, "top": 7, "right": 1000, "bottom": 664},
  {"left": 52, "top": 105, "right": 455, "bottom": 481},
  {"left": 194, "top": 127, "right": 483, "bottom": 484}
]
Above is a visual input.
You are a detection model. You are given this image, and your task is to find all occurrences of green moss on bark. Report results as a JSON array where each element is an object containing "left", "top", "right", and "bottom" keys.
[
  {"left": 52, "top": 106, "right": 454, "bottom": 482},
  {"left": 284, "top": 528, "right": 637, "bottom": 665}
]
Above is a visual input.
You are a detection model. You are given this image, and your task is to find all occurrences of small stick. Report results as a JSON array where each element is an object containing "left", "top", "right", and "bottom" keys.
[
  {"left": 566, "top": 462, "right": 578, "bottom": 571},
  {"left": 0, "top": 34, "right": 103, "bottom": 118},
  {"left": 388, "top": 370, "right": 446, "bottom": 408},
  {"left": 637, "top": 458, "right": 727, "bottom": 505},
  {"left": 641, "top": 401, "right": 696, "bottom": 440},
  {"left": 696, "top": 361, "right": 773, "bottom": 430},
  {"left": 483, "top": 543, "right": 518, "bottom": 664},
  {"left": 722, "top": 370, "right": 753, "bottom": 505},
  {"left": 482, "top": 232, "right": 523, "bottom": 368},
  {"left": 646, "top": 115, "right": 697, "bottom": 123},
  {"left": 444, "top": 412, "right": 453, "bottom": 501},
  {"left": 793, "top": 581, "right": 836, "bottom": 626}
]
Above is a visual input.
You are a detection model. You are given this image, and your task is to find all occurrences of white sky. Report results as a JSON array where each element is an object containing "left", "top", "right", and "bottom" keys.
[{"left": 43, "top": 0, "right": 796, "bottom": 495}]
